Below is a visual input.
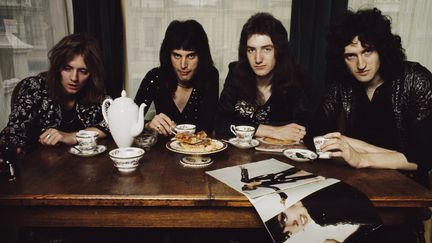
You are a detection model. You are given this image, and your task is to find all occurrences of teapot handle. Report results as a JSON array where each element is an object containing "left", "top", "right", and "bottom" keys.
[{"left": 101, "top": 98, "right": 113, "bottom": 125}]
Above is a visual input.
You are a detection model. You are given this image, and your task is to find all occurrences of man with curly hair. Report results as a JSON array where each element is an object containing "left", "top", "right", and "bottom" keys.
[{"left": 311, "top": 8, "right": 432, "bottom": 186}]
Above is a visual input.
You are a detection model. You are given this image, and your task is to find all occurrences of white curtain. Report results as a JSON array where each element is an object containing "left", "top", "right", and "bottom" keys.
[
  {"left": 348, "top": 0, "right": 432, "bottom": 71},
  {"left": 122, "top": 0, "right": 293, "bottom": 100},
  {"left": 0, "top": 0, "right": 72, "bottom": 129}
]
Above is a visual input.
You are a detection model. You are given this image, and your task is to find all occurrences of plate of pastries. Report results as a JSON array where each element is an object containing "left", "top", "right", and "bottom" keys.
[{"left": 166, "top": 131, "right": 227, "bottom": 155}]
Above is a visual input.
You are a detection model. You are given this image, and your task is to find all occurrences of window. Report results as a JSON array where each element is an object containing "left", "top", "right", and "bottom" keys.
[
  {"left": 348, "top": 0, "right": 432, "bottom": 70},
  {"left": 123, "top": 0, "right": 293, "bottom": 99},
  {"left": 0, "top": 0, "right": 71, "bottom": 128}
]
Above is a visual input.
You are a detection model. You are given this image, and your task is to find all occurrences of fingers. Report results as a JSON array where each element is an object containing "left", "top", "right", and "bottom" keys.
[
  {"left": 323, "top": 132, "right": 341, "bottom": 139},
  {"left": 39, "top": 128, "right": 61, "bottom": 146},
  {"left": 279, "top": 123, "right": 307, "bottom": 141},
  {"left": 287, "top": 123, "right": 306, "bottom": 131},
  {"left": 150, "top": 113, "right": 176, "bottom": 136}
]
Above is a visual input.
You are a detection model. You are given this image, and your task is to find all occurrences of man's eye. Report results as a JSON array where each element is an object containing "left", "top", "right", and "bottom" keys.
[
  {"left": 62, "top": 66, "right": 72, "bottom": 71},
  {"left": 79, "top": 69, "right": 89, "bottom": 75},
  {"left": 264, "top": 47, "right": 273, "bottom": 52},
  {"left": 344, "top": 54, "right": 356, "bottom": 61},
  {"left": 281, "top": 212, "right": 288, "bottom": 224},
  {"left": 363, "top": 49, "right": 373, "bottom": 56},
  {"left": 187, "top": 54, "right": 196, "bottom": 59},
  {"left": 173, "top": 54, "right": 181, "bottom": 59},
  {"left": 247, "top": 49, "right": 255, "bottom": 54}
]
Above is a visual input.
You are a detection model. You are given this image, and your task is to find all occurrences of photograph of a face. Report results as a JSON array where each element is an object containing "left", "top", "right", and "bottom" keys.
[
  {"left": 262, "top": 182, "right": 381, "bottom": 243},
  {"left": 206, "top": 158, "right": 382, "bottom": 243}
]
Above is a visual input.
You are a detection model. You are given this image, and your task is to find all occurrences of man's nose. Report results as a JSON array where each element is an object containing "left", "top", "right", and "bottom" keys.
[
  {"left": 70, "top": 69, "right": 78, "bottom": 81},
  {"left": 255, "top": 51, "right": 263, "bottom": 64},
  {"left": 357, "top": 56, "right": 366, "bottom": 70},
  {"left": 181, "top": 57, "right": 188, "bottom": 69}
]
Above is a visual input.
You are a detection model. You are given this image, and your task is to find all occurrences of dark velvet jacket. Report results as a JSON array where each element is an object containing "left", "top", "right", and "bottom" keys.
[
  {"left": 311, "top": 61, "right": 432, "bottom": 184},
  {"left": 134, "top": 67, "right": 219, "bottom": 134},
  {"left": 0, "top": 75, "right": 109, "bottom": 153},
  {"left": 216, "top": 62, "right": 309, "bottom": 135}
]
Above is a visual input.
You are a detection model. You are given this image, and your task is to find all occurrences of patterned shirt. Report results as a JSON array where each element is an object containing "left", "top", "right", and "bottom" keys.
[{"left": 0, "top": 74, "right": 109, "bottom": 153}]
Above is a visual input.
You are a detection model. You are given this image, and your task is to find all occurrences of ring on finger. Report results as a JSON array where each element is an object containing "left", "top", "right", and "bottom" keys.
[{"left": 46, "top": 133, "right": 51, "bottom": 139}]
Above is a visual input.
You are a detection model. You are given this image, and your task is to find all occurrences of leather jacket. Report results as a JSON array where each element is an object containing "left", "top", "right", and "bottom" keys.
[{"left": 313, "top": 61, "right": 432, "bottom": 185}]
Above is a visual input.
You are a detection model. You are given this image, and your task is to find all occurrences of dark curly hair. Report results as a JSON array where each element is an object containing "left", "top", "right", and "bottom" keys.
[
  {"left": 159, "top": 19, "right": 215, "bottom": 95},
  {"left": 47, "top": 33, "right": 105, "bottom": 105},
  {"left": 326, "top": 8, "right": 406, "bottom": 83},
  {"left": 234, "top": 12, "right": 307, "bottom": 104}
]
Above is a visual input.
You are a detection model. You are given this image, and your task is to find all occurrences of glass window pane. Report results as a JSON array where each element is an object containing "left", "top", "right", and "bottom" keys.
[
  {"left": 123, "top": 0, "right": 293, "bottom": 99},
  {"left": 0, "top": 0, "right": 70, "bottom": 129},
  {"left": 348, "top": 0, "right": 432, "bottom": 71}
]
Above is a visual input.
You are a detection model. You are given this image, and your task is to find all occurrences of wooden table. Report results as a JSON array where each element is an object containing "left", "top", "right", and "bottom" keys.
[{"left": 0, "top": 137, "right": 431, "bottom": 230}]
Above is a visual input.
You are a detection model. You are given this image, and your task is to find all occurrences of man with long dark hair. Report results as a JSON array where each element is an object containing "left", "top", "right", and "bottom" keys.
[
  {"left": 135, "top": 19, "right": 219, "bottom": 135},
  {"left": 216, "top": 13, "right": 310, "bottom": 143},
  {"left": 0, "top": 33, "right": 109, "bottom": 154},
  {"left": 311, "top": 8, "right": 432, "bottom": 186}
]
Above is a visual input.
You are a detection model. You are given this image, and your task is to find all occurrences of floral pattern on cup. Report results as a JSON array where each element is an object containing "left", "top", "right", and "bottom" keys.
[
  {"left": 230, "top": 125, "right": 255, "bottom": 145},
  {"left": 76, "top": 130, "right": 98, "bottom": 154},
  {"left": 172, "top": 124, "right": 196, "bottom": 134},
  {"left": 313, "top": 136, "right": 331, "bottom": 159},
  {"left": 109, "top": 147, "right": 144, "bottom": 173}
]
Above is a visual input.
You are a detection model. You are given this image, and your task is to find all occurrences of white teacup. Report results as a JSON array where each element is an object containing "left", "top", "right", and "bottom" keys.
[
  {"left": 75, "top": 130, "right": 98, "bottom": 154},
  {"left": 313, "top": 136, "right": 331, "bottom": 159},
  {"left": 230, "top": 125, "right": 255, "bottom": 145},
  {"left": 171, "top": 124, "right": 196, "bottom": 134}
]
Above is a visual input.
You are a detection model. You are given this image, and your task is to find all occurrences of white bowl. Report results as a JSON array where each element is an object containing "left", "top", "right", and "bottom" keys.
[{"left": 109, "top": 147, "right": 145, "bottom": 173}]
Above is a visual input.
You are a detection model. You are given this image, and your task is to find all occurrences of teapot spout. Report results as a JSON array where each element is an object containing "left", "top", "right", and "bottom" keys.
[{"left": 130, "top": 103, "right": 146, "bottom": 137}]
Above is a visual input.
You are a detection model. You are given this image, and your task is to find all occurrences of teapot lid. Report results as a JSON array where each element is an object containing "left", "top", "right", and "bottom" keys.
[{"left": 114, "top": 90, "right": 134, "bottom": 104}]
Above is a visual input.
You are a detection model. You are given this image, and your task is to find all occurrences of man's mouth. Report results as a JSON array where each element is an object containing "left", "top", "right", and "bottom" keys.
[
  {"left": 68, "top": 84, "right": 80, "bottom": 90},
  {"left": 179, "top": 71, "right": 190, "bottom": 76},
  {"left": 357, "top": 70, "right": 369, "bottom": 76}
]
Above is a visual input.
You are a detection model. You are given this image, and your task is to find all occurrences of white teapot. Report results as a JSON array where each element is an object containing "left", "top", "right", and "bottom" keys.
[{"left": 102, "top": 90, "right": 146, "bottom": 148}]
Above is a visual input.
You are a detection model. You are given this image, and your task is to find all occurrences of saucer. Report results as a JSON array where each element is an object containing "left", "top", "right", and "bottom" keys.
[
  {"left": 283, "top": 148, "right": 317, "bottom": 162},
  {"left": 180, "top": 156, "right": 214, "bottom": 168},
  {"left": 227, "top": 138, "right": 259, "bottom": 149},
  {"left": 70, "top": 145, "right": 107, "bottom": 157}
]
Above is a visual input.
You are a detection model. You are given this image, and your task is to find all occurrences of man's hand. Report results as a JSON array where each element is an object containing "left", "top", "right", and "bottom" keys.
[
  {"left": 145, "top": 113, "right": 176, "bottom": 136},
  {"left": 321, "top": 132, "right": 366, "bottom": 168},
  {"left": 39, "top": 128, "right": 77, "bottom": 145},
  {"left": 256, "top": 123, "right": 306, "bottom": 142}
]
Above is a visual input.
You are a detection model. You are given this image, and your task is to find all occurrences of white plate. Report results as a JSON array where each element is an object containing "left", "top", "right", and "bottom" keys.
[
  {"left": 256, "top": 137, "right": 299, "bottom": 145},
  {"left": 166, "top": 139, "right": 227, "bottom": 155},
  {"left": 227, "top": 138, "right": 259, "bottom": 149},
  {"left": 283, "top": 148, "right": 317, "bottom": 162},
  {"left": 70, "top": 145, "right": 107, "bottom": 157}
]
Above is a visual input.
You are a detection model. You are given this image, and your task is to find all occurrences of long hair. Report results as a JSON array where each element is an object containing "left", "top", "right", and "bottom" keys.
[
  {"left": 159, "top": 19, "right": 215, "bottom": 95},
  {"left": 235, "top": 12, "right": 305, "bottom": 104},
  {"left": 326, "top": 8, "right": 406, "bottom": 84},
  {"left": 46, "top": 33, "right": 105, "bottom": 105}
]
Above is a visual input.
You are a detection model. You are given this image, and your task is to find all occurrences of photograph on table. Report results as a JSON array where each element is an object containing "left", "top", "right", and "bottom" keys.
[
  {"left": 206, "top": 158, "right": 325, "bottom": 199},
  {"left": 261, "top": 182, "right": 382, "bottom": 243}
]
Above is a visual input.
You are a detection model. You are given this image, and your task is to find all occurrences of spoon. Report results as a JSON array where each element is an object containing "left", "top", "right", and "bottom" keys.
[
  {"left": 295, "top": 152, "right": 316, "bottom": 160},
  {"left": 73, "top": 146, "right": 84, "bottom": 153}
]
